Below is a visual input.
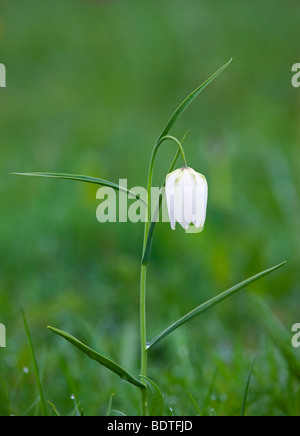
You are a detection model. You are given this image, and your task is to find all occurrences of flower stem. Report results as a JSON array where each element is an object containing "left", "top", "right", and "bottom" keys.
[
  {"left": 140, "top": 263, "right": 148, "bottom": 415},
  {"left": 143, "top": 135, "right": 187, "bottom": 249}
]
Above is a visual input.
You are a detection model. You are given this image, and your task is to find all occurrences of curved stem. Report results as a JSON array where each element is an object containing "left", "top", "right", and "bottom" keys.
[
  {"left": 142, "top": 132, "right": 190, "bottom": 265},
  {"left": 143, "top": 135, "right": 187, "bottom": 250}
]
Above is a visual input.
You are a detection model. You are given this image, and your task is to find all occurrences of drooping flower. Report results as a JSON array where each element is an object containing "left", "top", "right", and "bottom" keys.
[{"left": 165, "top": 167, "right": 208, "bottom": 231}]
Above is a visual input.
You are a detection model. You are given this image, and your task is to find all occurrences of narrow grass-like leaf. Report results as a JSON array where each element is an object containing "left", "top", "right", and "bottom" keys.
[
  {"left": 22, "top": 308, "right": 48, "bottom": 416},
  {"left": 0, "top": 378, "right": 11, "bottom": 416},
  {"left": 157, "top": 59, "right": 232, "bottom": 141},
  {"left": 148, "top": 262, "right": 286, "bottom": 349},
  {"left": 70, "top": 394, "right": 81, "bottom": 417},
  {"left": 140, "top": 376, "right": 164, "bottom": 416},
  {"left": 106, "top": 393, "right": 115, "bottom": 416},
  {"left": 188, "top": 392, "right": 202, "bottom": 416},
  {"left": 111, "top": 410, "right": 126, "bottom": 416},
  {"left": 23, "top": 396, "right": 42, "bottom": 417},
  {"left": 47, "top": 401, "right": 61, "bottom": 416},
  {"left": 241, "top": 356, "right": 256, "bottom": 416},
  {"left": 48, "top": 326, "right": 145, "bottom": 390},
  {"left": 10, "top": 172, "right": 145, "bottom": 204}
]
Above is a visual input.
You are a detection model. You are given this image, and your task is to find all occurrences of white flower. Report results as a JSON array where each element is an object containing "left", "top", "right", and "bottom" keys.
[{"left": 165, "top": 167, "right": 208, "bottom": 231}]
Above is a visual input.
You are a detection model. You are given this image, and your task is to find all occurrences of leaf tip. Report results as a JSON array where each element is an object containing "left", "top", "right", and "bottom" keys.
[{"left": 276, "top": 260, "right": 287, "bottom": 268}]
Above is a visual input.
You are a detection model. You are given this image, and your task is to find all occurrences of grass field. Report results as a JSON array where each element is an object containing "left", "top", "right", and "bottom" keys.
[{"left": 0, "top": 0, "right": 300, "bottom": 416}]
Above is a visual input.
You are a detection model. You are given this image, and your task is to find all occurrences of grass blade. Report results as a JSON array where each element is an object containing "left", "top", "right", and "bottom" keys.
[
  {"left": 10, "top": 172, "right": 145, "bottom": 204},
  {"left": 48, "top": 326, "right": 145, "bottom": 390},
  {"left": 241, "top": 356, "right": 256, "bottom": 416},
  {"left": 157, "top": 59, "right": 232, "bottom": 141},
  {"left": 106, "top": 393, "right": 115, "bottom": 416},
  {"left": 47, "top": 401, "right": 61, "bottom": 416},
  {"left": 148, "top": 262, "right": 286, "bottom": 349},
  {"left": 140, "top": 376, "right": 164, "bottom": 416},
  {"left": 70, "top": 394, "right": 81, "bottom": 417},
  {"left": 22, "top": 308, "right": 48, "bottom": 416},
  {"left": 188, "top": 392, "right": 202, "bottom": 416},
  {"left": 0, "top": 378, "right": 11, "bottom": 416},
  {"left": 22, "top": 396, "right": 42, "bottom": 417},
  {"left": 111, "top": 409, "right": 126, "bottom": 416}
]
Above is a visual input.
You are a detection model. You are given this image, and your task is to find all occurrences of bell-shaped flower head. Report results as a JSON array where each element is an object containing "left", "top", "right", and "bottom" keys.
[{"left": 165, "top": 167, "right": 208, "bottom": 231}]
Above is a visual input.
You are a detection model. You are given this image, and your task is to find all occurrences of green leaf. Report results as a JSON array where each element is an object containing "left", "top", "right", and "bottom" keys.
[
  {"left": 106, "top": 393, "right": 115, "bottom": 417},
  {"left": 241, "top": 356, "right": 256, "bottom": 416},
  {"left": 188, "top": 392, "right": 202, "bottom": 416},
  {"left": 48, "top": 326, "right": 145, "bottom": 390},
  {"left": 157, "top": 59, "right": 232, "bottom": 141},
  {"left": 22, "top": 396, "right": 42, "bottom": 417},
  {"left": 140, "top": 376, "right": 164, "bottom": 416},
  {"left": 22, "top": 308, "right": 48, "bottom": 416},
  {"left": 111, "top": 410, "right": 127, "bottom": 416},
  {"left": 148, "top": 262, "right": 286, "bottom": 349},
  {"left": 0, "top": 378, "right": 11, "bottom": 416},
  {"left": 70, "top": 394, "right": 81, "bottom": 417},
  {"left": 10, "top": 172, "right": 145, "bottom": 204},
  {"left": 47, "top": 401, "right": 61, "bottom": 417}
]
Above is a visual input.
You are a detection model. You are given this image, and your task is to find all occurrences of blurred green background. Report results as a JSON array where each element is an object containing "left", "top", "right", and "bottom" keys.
[{"left": 1, "top": 0, "right": 300, "bottom": 416}]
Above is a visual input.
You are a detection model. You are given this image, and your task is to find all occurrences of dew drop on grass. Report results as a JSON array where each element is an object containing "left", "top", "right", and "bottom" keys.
[
  {"left": 70, "top": 394, "right": 75, "bottom": 400},
  {"left": 210, "top": 408, "right": 216, "bottom": 416},
  {"left": 22, "top": 366, "right": 29, "bottom": 374}
]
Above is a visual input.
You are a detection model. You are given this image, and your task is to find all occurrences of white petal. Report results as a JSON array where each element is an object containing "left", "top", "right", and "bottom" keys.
[
  {"left": 193, "top": 172, "right": 208, "bottom": 229},
  {"left": 165, "top": 169, "right": 182, "bottom": 230},
  {"left": 183, "top": 170, "right": 197, "bottom": 227}
]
